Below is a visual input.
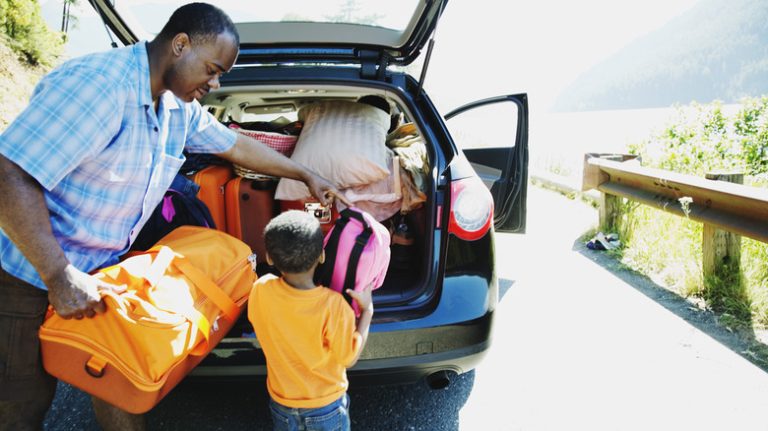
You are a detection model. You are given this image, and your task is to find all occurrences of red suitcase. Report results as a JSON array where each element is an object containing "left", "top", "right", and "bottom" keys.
[
  {"left": 225, "top": 177, "right": 279, "bottom": 262},
  {"left": 188, "top": 165, "right": 234, "bottom": 232}
]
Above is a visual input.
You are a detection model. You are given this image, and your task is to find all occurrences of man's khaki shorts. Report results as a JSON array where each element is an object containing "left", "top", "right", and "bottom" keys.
[{"left": 0, "top": 267, "right": 56, "bottom": 402}]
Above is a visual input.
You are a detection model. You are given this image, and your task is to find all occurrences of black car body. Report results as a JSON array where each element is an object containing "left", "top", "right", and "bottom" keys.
[{"left": 89, "top": 0, "right": 529, "bottom": 387}]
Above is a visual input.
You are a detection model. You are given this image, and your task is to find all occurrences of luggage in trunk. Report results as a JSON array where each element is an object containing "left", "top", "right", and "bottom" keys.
[
  {"left": 188, "top": 165, "right": 234, "bottom": 232},
  {"left": 224, "top": 177, "right": 279, "bottom": 263}
]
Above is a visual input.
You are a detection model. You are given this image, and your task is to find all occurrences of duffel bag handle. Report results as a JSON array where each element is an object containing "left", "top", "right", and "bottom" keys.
[
  {"left": 133, "top": 246, "right": 237, "bottom": 352},
  {"left": 97, "top": 288, "right": 213, "bottom": 356},
  {"left": 170, "top": 257, "right": 239, "bottom": 321},
  {"left": 93, "top": 246, "right": 175, "bottom": 290},
  {"left": 99, "top": 245, "right": 237, "bottom": 354},
  {"left": 144, "top": 246, "right": 176, "bottom": 287},
  {"left": 143, "top": 246, "right": 238, "bottom": 321}
]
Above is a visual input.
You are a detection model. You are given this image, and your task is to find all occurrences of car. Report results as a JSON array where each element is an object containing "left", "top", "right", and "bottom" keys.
[{"left": 88, "top": 0, "right": 529, "bottom": 389}]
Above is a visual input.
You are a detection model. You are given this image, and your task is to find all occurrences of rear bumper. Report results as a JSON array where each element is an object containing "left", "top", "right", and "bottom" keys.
[
  {"left": 191, "top": 338, "right": 490, "bottom": 387},
  {"left": 194, "top": 269, "right": 498, "bottom": 383},
  {"left": 191, "top": 311, "right": 494, "bottom": 385},
  {"left": 347, "top": 338, "right": 490, "bottom": 386}
]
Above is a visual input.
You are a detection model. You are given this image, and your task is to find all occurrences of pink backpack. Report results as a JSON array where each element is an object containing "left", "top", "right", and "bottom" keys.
[{"left": 317, "top": 208, "right": 391, "bottom": 316}]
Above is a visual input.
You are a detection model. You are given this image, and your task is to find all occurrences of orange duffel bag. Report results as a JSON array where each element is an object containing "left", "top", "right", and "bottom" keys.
[{"left": 39, "top": 226, "right": 256, "bottom": 413}]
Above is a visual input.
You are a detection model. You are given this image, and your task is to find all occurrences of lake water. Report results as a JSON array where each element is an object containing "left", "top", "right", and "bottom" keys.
[{"left": 530, "top": 105, "right": 741, "bottom": 181}]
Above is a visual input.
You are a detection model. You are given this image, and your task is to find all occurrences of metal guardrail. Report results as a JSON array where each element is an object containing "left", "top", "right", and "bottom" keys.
[{"left": 581, "top": 153, "right": 768, "bottom": 244}]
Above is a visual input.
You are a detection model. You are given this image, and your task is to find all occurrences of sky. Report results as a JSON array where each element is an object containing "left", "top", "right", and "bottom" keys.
[
  {"left": 40, "top": 0, "right": 702, "bottom": 113},
  {"left": 425, "top": 0, "right": 701, "bottom": 111}
]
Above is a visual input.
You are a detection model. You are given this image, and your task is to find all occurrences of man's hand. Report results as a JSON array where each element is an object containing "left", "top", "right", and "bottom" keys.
[
  {"left": 218, "top": 135, "right": 353, "bottom": 207},
  {"left": 45, "top": 264, "right": 122, "bottom": 319},
  {"left": 305, "top": 171, "right": 353, "bottom": 207}
]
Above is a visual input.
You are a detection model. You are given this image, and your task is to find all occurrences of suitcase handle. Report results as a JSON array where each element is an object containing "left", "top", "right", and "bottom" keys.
[{"left": 85, "top": 355, "right": 107, "bottom": 378}]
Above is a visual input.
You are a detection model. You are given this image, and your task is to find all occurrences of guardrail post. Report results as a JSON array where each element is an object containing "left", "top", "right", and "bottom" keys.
[
  {"left": 702, "top": 172, "right": 743, "bottom": 279},
  {"left": 597, "top": 155, "right": 624, "bottom": 231},
  {"left": 599, "top": 191, "right": 620, "bottom": 231}
]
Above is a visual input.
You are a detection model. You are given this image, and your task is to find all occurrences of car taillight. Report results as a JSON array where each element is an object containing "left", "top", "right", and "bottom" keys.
[{"left": 448, "top": 176, "right": 494, "bottom": 241}]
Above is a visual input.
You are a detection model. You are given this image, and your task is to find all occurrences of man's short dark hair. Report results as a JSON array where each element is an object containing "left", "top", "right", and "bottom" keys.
[
  {"left": 264, "top": 211, "right": 324, "bottom": 273},
  {"left": 157, "top": 2, "right": 240, "bottom": 46}
]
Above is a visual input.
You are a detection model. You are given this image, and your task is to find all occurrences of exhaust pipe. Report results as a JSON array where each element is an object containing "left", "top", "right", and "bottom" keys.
[{"left": 425, "top": 370, "right": 452, "bottom": 390}]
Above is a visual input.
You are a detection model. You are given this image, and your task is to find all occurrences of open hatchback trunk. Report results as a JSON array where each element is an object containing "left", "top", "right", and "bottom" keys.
[
  {"left": 87, "top": 0, "right": 529, "bottom": 382},
  {"left": 86, "top": 0, "right": 445, "bottom": 66}
]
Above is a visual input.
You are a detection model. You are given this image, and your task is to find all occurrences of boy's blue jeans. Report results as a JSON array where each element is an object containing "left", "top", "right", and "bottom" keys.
[{"left": 269, "top": 394, "right": 350, "bottom": 431}]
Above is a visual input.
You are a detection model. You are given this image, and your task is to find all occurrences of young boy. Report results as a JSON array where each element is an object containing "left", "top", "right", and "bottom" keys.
[{"left": 248, "top": 210, "right": 373, "bottom": 430}]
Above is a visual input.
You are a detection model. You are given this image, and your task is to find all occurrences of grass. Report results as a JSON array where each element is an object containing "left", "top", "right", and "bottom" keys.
[
  {"left": 616, "top": 204, "right": 702, "bottom": 296},
  {"left": 535, "top": 100, "right": 768, "bottom": 366},
  {"left": 742, "top": 238, "right": 768, "bottom": 327},
  {"left": 602, "top": 98, "right": 768, "bottom": 337},
  {"left": 613, "top": 198, "right": 768, "bottom": 335}
]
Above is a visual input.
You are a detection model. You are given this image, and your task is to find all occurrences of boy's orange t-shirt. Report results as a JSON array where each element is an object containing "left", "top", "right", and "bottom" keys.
[{"left": 248, "top": 273, "right": 362, "bottom": 408}]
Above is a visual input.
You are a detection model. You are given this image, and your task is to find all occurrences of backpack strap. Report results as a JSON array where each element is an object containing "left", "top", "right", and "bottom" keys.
[
  {"left": 316, "top": 211, "right": 352, "bottom": 287},
  {"left": 318, "top": 209, "right": 374, "bottom": 303},
  {"left": 341, "top": 211, "right": 372, "bottom": 294}
]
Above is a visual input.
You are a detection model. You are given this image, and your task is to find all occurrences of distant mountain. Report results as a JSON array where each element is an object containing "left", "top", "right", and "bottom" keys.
[{"left": 553, "top": 0, "right": 768, "bottom": 111}]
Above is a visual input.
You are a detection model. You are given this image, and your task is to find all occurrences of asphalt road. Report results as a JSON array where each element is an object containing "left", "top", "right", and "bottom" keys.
[
  {"left": 44, "top": 372, "right": 475, "bottom": 431},
  {"left": 44, "top": 186, "right": 768, "bottom": 430}
]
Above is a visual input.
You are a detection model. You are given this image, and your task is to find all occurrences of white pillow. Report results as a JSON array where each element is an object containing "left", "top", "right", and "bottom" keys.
[{"left": 275, "top": 100, "right": 391, "bottom": 200}]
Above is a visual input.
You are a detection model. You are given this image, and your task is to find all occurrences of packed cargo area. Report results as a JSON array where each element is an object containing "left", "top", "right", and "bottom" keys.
[
  {"left": 62, "top": 0, "right": 522, "bottom": 387},
  {"left": 191, "top": 85, "right": 435, "bottom": 315}
]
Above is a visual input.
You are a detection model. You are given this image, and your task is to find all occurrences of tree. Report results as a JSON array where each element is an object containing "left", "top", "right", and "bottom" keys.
[
  {"left": 0, "top": 0, "right": 65, "bottom": 66},
  {"left": 325, "top": 0, "right": 383, "bottom": 26}
]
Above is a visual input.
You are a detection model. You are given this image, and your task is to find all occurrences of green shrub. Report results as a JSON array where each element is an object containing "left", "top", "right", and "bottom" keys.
[
  {"left": 0, "top": 0, "right": 64, "bottom": 66},
  {"left": 629, "top": 98, "right": 768, "bottom": 185},
  {"left": 734, "top": 97, "right": 768, "bottom": 177},
  {"left": 624, "top": 97, "right": 768, "bottom": 330}
]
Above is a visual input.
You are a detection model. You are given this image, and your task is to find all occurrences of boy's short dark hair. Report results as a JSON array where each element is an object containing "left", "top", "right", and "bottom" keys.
[
  {"left": 264, "top": 210, "right": 324, "bottom": 273},
  {"left": 157, "top": 2, "right": 240, "bottom": 46}
]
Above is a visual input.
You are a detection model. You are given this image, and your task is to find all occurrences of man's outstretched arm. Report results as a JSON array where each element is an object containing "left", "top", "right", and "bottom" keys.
[{"left": 216, "top": 134, "right": 352, "bottom": 207}]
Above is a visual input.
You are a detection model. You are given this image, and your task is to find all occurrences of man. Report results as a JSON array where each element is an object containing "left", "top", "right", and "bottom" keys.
[{"left": 0, "top": 3, "right": 347, "bottom": 430}]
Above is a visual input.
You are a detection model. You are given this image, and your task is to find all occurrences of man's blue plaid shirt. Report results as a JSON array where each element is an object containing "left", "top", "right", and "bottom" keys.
[{"left": 0, "top": 42, "right": 236, "bottom": 289}]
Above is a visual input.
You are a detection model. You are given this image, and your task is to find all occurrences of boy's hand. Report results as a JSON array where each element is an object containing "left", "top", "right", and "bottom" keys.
[
  {"left": 346, "top": 283, "right": 375, "bottom": 367},
  {"left": 346, "top": 283, "right": 374, "bottom": 313}
]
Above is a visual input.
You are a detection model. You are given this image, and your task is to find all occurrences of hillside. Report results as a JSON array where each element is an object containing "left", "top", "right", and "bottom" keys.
[
  {"left": 553, "top": 0, "right": 768, "bottom": 111},
  {"left": 0, "top": 39, "right": 48, "bottom": 130}
]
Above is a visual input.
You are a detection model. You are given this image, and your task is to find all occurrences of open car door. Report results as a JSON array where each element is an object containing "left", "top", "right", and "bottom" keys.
[{"left": 445, "top": 94, "right": 529, "bottom": 233}]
